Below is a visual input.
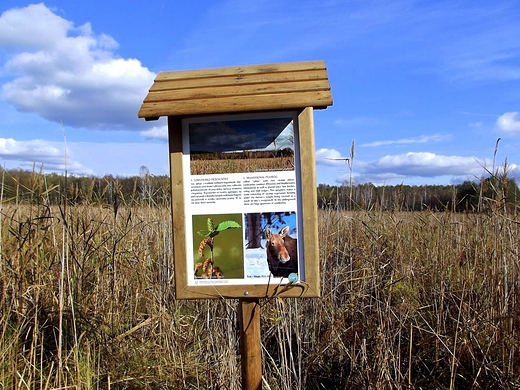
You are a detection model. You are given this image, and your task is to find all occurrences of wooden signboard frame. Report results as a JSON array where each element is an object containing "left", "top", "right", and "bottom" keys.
[
  {"left": 138, "top": 61, "right": 332, "bottom": 388},
  {"left": 138, "top": 60, "right": 332, "bottom": 300},
  {"left": 168, "top": 107, "right": 319, "bottom": 299}
]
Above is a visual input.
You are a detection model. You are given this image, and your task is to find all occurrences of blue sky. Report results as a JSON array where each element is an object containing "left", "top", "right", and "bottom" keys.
[{"left": 1, "top": 1, "right": 519, "bottom": 186}]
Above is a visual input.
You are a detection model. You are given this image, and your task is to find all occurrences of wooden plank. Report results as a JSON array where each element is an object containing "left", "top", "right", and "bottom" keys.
[
  {"left": 139, "top": 60, "right": 332, "bottom": 119},
  {"left": 297, "top": 107, "right": 320, "bottom": 297},
  {"left": 139, "top": 91, "right": 332, "bottom": 118},
  {"left": 149, "top": 69, "right": 328, "bottom": 92},
  {"left": 176, "top": 284, "right": 309, "bottom": 300},
  {"left": 154, "top": 60, "right": 326, "bottom": 82},
  {"left": 168, "top": 117, "right": 189, "bottom": 300},
  {"left": 144, "top": 80, "right": 330, "bottom": 103},
  {"left": 239, "top": 299, "right": 262, "bottom": 390}
]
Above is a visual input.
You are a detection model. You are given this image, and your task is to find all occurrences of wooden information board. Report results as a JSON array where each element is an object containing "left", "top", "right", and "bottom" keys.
[
  {"left": 138, "top": 61, "right": 332, "bottom": 300},
  {"left": 139, "top": 60, "right": 332, "bottom": 389}
]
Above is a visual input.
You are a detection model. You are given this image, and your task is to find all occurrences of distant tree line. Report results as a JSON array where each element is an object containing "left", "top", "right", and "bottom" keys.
[
  {"left": 318, "top": 177, "right": 520, "bottom": 212},
  {"left": 2, "top": 167, "right": 518, "bottom": 212},
  {"left": 0, "top": 166, "right": 171, "bottom": 207}
]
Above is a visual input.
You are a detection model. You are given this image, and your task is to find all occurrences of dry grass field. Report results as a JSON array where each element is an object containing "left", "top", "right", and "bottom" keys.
[
  {"left": 190, "top": 156, "right": 294, "bottom": 175},
  {"left": 1, "top": 197, "right": 519, "bottom": 388}
]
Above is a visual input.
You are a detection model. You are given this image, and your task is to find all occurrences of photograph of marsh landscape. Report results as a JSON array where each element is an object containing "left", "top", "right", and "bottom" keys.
[
  {"left": 188, "top": 115, "right": 295, "bottom": 175},
  {"left": 1, "top": 170, "right": 520, "bottom": 389}
]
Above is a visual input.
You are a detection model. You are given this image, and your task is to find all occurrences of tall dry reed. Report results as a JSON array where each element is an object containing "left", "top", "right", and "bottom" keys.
[{"left": 1, "top": 178, "right": 519, "bottom": 388}]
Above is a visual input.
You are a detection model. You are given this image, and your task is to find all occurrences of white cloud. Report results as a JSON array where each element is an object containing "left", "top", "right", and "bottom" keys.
[
  {"left": 496, "top": 112, "right": 520, "bottom": 134},
  {"left": 0, "top": 137, "right": 57, "bottom": 156},
  {"left": 374, "top": 152, "right": 478, "bottom": 175},
  {"left": 347, "top": 152, "right": 496, "bottom": 185},
  {"left": 0, "top": 3, "right": 156, "bottom": 131},
  {"left": 0, "top": 137, "right": 90, "bottom": 173},
  {"left": 141, "top": 125, "right": 168, "bottom": 141},
  {"left": 361, "top": 134, "right": 451, "bottom": 148},
  {"left": 0, "top": 137, "right": 169, "bottom": 177},
  {"left": 0, "top": 3, "right": 72, "bottom": 50},
  {"left": 315, "top": 148, "right": 350, "bottom": 166},
  {"left": 318, "top": 146, "right": 520, "bottom": 186}
]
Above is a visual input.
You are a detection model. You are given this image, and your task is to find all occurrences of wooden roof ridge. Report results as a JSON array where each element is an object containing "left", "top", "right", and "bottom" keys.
[{"left": 138, "top": 60, "right": 332, "bottom": 120}]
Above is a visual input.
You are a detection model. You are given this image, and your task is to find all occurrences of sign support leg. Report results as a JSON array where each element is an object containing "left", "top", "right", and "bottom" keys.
[{"left": 239, "top": 298, "right": 262, "bottom": 390}]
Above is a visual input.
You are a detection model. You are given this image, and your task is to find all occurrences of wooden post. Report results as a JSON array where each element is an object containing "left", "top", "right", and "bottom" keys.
[{"left": 239, "top": 298, "right": 262, "bottom": 389}]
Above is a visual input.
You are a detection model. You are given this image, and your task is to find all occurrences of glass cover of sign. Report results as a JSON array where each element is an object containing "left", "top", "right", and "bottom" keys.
[{"left": 182, "top": 112, "right": 303, "bottom": 287}]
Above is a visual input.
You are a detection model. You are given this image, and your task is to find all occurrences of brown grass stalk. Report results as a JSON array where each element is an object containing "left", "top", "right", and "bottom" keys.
[{"left": 1, "top": 174, "right": 519, "bottom": 388}]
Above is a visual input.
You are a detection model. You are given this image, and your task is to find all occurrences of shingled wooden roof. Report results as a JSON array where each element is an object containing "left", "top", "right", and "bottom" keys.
[{"left": 138, "top": 60, "right": 332, "bottom": 120}]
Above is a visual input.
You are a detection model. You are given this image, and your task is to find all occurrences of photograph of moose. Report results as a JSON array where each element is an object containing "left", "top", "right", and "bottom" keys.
[
  {"left": 244, "top": 212, "right": 299, "bottom": 279},
  {"left": 265, "top": 226, "right": 298, "bottom": 278}
]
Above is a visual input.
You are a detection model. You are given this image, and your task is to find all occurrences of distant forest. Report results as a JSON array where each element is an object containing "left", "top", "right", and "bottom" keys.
[
  {"left": 1, "top": 167, "right": 518, "bottom": 212},
  {"left": 0, "top": 166, "right": 171, "bottom": 207},
  {"left": 318, "top": 178, "right": 519, "bottom": 212}
]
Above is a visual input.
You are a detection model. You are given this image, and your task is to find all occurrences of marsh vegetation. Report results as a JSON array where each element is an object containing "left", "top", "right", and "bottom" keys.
[{"left": 1, "top": 169, "right": 519, "bottom": 389}]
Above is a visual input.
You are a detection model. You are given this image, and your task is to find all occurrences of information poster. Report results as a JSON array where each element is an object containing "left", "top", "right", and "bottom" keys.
[{"left": 182, "top": 112, "right": 303, "bottom": 286}]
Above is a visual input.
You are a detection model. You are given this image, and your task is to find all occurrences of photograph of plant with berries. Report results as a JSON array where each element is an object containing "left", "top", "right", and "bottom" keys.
[{"left": 193, "top": 214, "right": 244, "bottom": 279}]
